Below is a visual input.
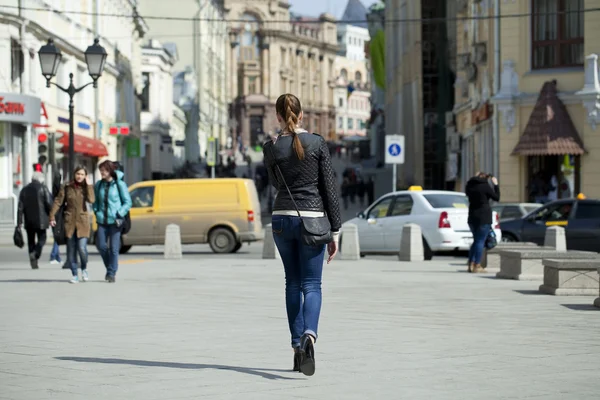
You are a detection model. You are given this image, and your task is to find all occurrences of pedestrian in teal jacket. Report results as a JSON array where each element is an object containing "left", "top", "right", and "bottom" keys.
[{"left": 93, "top": 160, "right": 132, "bottom": 283}]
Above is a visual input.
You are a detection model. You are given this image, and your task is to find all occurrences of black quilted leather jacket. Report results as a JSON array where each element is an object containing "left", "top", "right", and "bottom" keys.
[{"left": 263, "top": 132, "right": 342, "bottom": 232}]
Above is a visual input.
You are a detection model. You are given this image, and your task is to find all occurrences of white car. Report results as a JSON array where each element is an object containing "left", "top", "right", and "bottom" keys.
[{"left": 343, "top": 187, "right": 502, "bottom": 259}]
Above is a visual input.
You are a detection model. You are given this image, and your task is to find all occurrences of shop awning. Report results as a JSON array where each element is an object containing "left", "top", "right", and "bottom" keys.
[
  {"left": 512, "top": 80, "right": 586, "bottom": 156},
  {"left": 57, "top": 131, "right": 109, "bottom": 157}
]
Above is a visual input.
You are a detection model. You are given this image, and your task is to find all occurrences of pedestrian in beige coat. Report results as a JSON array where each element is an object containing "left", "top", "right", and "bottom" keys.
[{"left": 50, "top": 165, "right": 95, "bottom": 283}]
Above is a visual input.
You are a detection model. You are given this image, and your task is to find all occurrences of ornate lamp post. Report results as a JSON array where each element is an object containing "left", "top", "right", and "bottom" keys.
[{"left": 38, "top": 38, "right": 107, "bottom": 179}]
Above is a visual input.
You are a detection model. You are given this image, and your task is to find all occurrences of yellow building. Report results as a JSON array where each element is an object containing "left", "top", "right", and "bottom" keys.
[{"left": 488, "top": 0, "right": 600, "bottom": 202}]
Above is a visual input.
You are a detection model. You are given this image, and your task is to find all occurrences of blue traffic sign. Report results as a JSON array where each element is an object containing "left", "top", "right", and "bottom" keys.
[
  {"left": 388, "top": 143, "right": 402, "bottom": 156},
  {"left": 385, "top": 135, "right": 405, "bottom": 164}
]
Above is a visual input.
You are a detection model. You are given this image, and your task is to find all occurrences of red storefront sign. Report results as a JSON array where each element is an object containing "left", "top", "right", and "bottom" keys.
[{"left": 0, "top": 97, "right": 25, "bottom": 115}]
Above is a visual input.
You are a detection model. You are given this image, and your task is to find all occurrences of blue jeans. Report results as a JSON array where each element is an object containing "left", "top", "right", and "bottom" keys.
[
  {"left": 96, "top": 224, "right": 121, "bottom": 277},
  {"left": 67, "top": 233, "right": 88, "bottom": 276},
  {"left": 272, "top": 215, "right": 326, "bottom": 348},
  {"left": 50, "top": 242, "right": 62, "bottom": 262},
  {"left": 469, "top": 223, "right": 491, "bottom": 265}
]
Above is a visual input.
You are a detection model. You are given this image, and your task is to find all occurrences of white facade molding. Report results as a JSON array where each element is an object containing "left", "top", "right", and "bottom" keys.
[
  {"left": 575, "top": 54, "right": 600, "bottom": 130},
  {"left": 490, "top": 60, "right": 520, "bottom": 133}
]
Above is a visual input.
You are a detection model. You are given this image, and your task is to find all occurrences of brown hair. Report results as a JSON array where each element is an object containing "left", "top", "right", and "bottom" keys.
[
  {"left": 275, "top": 93, "right": 304, "bottom": 160},
  {"left": 72, "top": 164, "right": 89, "bottom": 208},
  {"left": 98, "top": 160, "right": 117, "bottom": 178}
]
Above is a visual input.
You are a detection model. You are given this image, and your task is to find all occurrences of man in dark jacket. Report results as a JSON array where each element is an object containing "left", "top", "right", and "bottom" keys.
[
  {"left": 17, "top": 172, "right": 52, "bottom": 269},
  {"left": 465, "top": 172, "right": 500, "bottom": 273},
  {"left": 50, "top": 171, "right": 64, "bottom": 266}
]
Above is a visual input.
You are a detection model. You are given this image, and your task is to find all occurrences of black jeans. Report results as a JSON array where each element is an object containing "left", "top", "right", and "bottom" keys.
[{"left": 26, "top": 228, "right": 47, "bottom": 259}]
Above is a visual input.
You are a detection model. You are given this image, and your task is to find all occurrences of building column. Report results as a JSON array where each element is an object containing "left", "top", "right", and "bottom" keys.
[
  {"left": 229, "top": 31, "right": 239, "bottom": 100},
  {"left": 261, "top": 37, "right": 270, "bottom": 96}
]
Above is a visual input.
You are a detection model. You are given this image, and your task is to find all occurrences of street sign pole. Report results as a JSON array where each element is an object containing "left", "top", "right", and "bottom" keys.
[
  {"left": 393, "top": 163, "right": 397, "bottom": 192},
  {"left": 207, "top": 137, "right": 217, "bottom": 179},
  {"left": 385, "top": 135, "right": 405, "bottom": 192}
]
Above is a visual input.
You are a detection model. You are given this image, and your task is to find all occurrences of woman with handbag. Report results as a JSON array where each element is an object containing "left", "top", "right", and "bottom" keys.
[
  {"left": 263, "top": 93, "right": 342, "bottom": 377},
  {"left": 49, "top": 166, "right": 95, "bottom": 283},
  {"left": 92, "top": 160, "right": 132, "bottom": 283},
  {"left": 465, "top": 172, "right": 500, "bottom": 273}
]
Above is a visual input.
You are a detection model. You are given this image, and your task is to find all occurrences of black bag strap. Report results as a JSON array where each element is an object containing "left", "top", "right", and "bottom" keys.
[
  {"left": 268, "top": 143, "right": 302, "bottom": 219},
  {"left": 115, "top": 180, "right": 127, "bottom": 215}
]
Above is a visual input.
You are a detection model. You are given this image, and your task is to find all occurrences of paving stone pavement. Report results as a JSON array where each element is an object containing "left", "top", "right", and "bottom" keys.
[{"left": 1, "top": 256, "right": 599, "bottom": 400}]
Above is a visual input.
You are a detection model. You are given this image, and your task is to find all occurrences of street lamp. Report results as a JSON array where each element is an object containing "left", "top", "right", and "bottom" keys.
[{"left": 38, "top": 38, "right": 107, "bottom": 179}]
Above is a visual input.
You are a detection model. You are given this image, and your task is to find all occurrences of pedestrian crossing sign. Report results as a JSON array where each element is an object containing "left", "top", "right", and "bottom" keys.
[{"left": 385, "top": 135, "right": 405, "bottom": 164}]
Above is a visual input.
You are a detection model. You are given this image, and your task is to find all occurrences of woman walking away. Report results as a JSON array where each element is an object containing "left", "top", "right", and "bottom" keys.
[
  {"left": 465, "top": 172, "right": 500, "bottom": 273},
  {"left": 92, "top": 161, "right": 132, "bottom": 283},
  {"left": 263, "top": 93, "right": 341, "bottom": 377},
  {"left": 50, "top": 166, "right": 95, "bottom": 283}
]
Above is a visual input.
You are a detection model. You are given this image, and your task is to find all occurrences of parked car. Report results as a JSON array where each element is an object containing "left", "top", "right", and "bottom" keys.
[
  {"left": 499, "top": 198, "right": 600, "bottom": 252},
  {"left": 343, "top": 186, "right": 502, "bottom": 260},
  {"left": 92, "top": 178, "right": 263, "bottom": 254},
  {"left": 492, "top": 202, "right": 542, "bottom": 221}
]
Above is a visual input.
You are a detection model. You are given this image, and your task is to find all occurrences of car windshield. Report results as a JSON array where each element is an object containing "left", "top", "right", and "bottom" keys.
[
  {"left": 423, "top": 194, "right": 469, "bottom": 209},
  {"left": 524, "top": 206, "right": 540, "bottom": 214}
]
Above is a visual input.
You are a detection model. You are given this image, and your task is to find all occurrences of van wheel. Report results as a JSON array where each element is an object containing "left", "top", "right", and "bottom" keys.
[
  {"left": 209, "top": 228, "right": 236, "bottom": 254},
  {"left": 231, "top": 242, "right": 242, "bottom": 253},
  {"left": 423, "top": 237, "right": 433, "bottom": 261},
  {"left": 119, "top": 245, "right": 132, "bottom": 254}
]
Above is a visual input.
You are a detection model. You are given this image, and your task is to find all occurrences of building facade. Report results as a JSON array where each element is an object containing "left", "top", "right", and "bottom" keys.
[
  {"left": 385, "top": 0, "right": 456, "bottom": 189},
  {"left": 335, "top": 1, "right": 371, "bottom": 139},
  {"left": 139, "top": 0, "right": 228, "bottom": 162},
  {"left": 452, "top": 0, "right": 498, "bottom": 191},
  {"left": 366, "top": 1, "right": 386, "bottom": 164},
  {"left": 0, "top": 0, "right": 146, "bottom": 226},
  {"left": 489, "top": 0, "right": 600, "bottom": 201},
  {"left": 334, "top": 57, "right": 370, "bottom": 137},
  {"left": 224, "top": 0, "right": 340, "bottom": 148},
  {"left": 140, "top": 40, "right": 187, "bottom": 180}
]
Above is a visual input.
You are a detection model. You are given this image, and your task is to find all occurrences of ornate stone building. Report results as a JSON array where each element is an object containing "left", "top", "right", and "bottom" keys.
[{"left": 224, "top": 0, "right": 340, "bottom": 148}]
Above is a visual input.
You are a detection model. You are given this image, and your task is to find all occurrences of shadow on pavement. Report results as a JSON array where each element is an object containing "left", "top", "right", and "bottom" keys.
[
  {"left": 561, "top": 304, "right": 599, "bottom": 312},
  {"left": 55, "top": 356, "right": 302, "bottom": 381},
  {"left": 0, "top": 279, "right": 67, "bottom": 283},
  {"left": 513, "top": 289, "right": 547, "bottom": 296}
]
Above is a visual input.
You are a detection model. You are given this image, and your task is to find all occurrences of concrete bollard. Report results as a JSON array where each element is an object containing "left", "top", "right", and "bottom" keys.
[
  {"left": 595, "top": 267, "right": 600, "bottom": 309},
  {"left": 262, "top": 224, "right": 281, "bottom": 259},
  {"left": 544, "top": 226, "right": 566, "bottom": 251},
  {"left": 164, "top": 224, "right": 182, "bottom": 259},
  {"left": 340, "top": 223, "right": 360, "bottom": 260},
  {"left": 398, "top": 223, "right": 424, "bottom": 262}
]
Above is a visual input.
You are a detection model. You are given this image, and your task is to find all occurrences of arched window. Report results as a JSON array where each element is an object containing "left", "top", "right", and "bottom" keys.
[
  {"left": 340, "top": 68, "right": 348, "bottom": 81},
  {"left": 239, "top": 13, "right": 260, "bottom": 61},
  {"left": 355, "top": 71, "right": 362, "bottom": 83}
]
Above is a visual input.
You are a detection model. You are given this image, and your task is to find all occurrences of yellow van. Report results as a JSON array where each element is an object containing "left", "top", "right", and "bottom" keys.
[{"left": 93, "top": 178, "right": 263, "bottom": 254}]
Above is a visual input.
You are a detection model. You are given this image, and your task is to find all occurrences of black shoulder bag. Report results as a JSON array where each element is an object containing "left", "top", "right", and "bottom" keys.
[
  {"left": 53, "top": 185, "right": 68, "bottom": 245},
  {"left": 268, "top": 144, "right": 332, "bottom": 247}
]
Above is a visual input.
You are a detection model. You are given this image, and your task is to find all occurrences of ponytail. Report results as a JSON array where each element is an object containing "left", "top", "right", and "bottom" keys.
[{"left": 284, "top": 95, "right": 305, "bottom": 160}]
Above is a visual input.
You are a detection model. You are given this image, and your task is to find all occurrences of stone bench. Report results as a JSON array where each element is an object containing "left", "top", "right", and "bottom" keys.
[
  {"left": 538, "top": 259, "right": 600, "bottom": 296},
  {"left": 496, "top": 249, "right": 599, "bottom": 281},
  {"left": 482, "top": 242, "right": 541, "bottom": 271}
]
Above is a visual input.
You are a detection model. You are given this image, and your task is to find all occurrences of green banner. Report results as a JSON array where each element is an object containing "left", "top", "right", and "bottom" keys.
[
  {"left": 370, "top": 30, "right": 386, "bottom": 90},
  {"left": 126, "top": 138, "right": 140, "bottom": 158}
]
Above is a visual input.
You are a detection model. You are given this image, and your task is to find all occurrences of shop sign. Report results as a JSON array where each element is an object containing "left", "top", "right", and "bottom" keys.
[
  {"left": 0, "top": 93, "right": 41, "bottom": 124},
  {"left": 109, "top": 123, "right": 130, "bottom": 135},
  {"left": 126, "top": 137, "right": 141, "bottom": 158}
]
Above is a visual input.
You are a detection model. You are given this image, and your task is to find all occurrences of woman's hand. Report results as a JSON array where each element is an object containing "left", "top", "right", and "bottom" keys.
[
  {"left": 491, "top": 177, "right": 498, "bottom": 185},
  {"left": 50, "top": 220, "right": 56, "bottom": 227},
  {"left": 327, "top": 240, "right": 338, "bottom": 264}
]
